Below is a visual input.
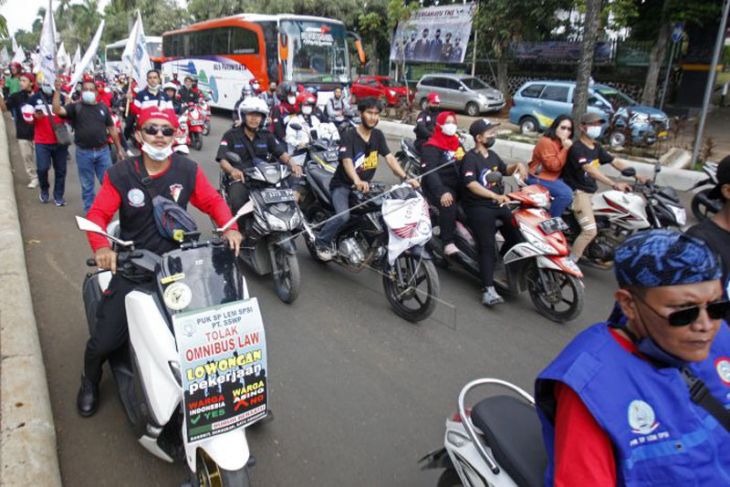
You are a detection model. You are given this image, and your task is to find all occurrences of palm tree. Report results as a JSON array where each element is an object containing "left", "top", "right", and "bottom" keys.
[{"left": 0, "top": 0, "right": 8, "bottom": 38}]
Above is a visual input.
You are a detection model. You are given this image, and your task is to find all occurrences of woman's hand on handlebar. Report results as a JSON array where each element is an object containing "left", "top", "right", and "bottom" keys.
[
  {"left": 223, "top": 229, "right": 243, "bottom": 257},
  {"left": 95, "top": 247, "right": 118, "bottom": 274},
  {"left": 406, "top": 178, "right": 420, "bottom": 189},
  {"left": 354, "top": 180, "right": 370, "bottom": 193},
  {"left": 229, "top": 168, "right": 245, "bottom": 182},
  {"left": 495, "top": 194, "right": 512, "bottom": 206}
]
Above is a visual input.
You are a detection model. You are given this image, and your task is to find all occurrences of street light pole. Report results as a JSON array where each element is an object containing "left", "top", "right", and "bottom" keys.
[{"left": 691, "top": 0, "right": 730, "bottom": 165}]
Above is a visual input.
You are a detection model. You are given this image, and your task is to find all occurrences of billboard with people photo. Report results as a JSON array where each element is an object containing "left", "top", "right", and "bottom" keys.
[{"left": 390, "top": 3, "right": 477, "bottom": 64}]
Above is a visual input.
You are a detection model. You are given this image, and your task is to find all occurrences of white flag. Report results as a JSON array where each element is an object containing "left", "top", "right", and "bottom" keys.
[
  {"left": 12, "top": 47, "right": 26, "bottom": 65},
  {"left": 122, "top": 11, "right": 152, "bottom": 90},
  {"left": 382, "top": 188, "right": 433, "bottom": 266},
  {"left": 38, "top": 0, "right": 57, "bottom": 86},
  {"left": 0, "top": 47, "right": 9, "bottom": 64},
  {"left": 72, "top": 45, "right": 81, "bottom": 66},
  {"left": 69, "top": 20, "right": 105, "bottom": 87},
  {"left": 57, "top": 42, "right": 70, "bottom": 68},
  {"left": 11, "top": 36, "right": 19, "bottom": 54}
]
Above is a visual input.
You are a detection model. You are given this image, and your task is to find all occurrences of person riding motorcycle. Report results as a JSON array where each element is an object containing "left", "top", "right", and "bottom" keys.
[
  {"left": 216, "top": 97, "right": 302, "bottom": 215},
  {"left": 562, "top": 112, "right": 648, "bottom": 265},
  {"left": 260, "top": 81, "right": 279, "bottom": 110},
  {"left": 325, "top": 86, "right": 351, "bottom": 127},
  {"left": 536, "top": 229, "right": 730, "bottom": 485},
  {"left": 313, "top": 97, "right": 420, "bottom": 260},
  {"left": 285, "top": 93, "right": 321, "bottom": 156},
  {"left": 76, "top": 108, "right": 243, "bottom": 417},
  {"left": 414, "top": 92, "right": 440, "bottom": 154},
  {"left": 233, "top": 83, "right": 257, "bottom": 124},
  {"left": 420, "top": 111, "right": 464, "bottom": 257},
  {"left": 271, "top": 84, "right": 299, "bottom": 141},
  {"left": 178, "top": 75, "right": 203, "bottom": 105},
  {"left": 461, "top": 119, "right": 527, "bottom": 306},
  {"left": 163, "top": 82, "right": 182, "bottom": 115}
]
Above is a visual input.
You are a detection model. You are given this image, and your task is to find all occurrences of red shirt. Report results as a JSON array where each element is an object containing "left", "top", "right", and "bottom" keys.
[
  {"left": 553, "top": 329, "right": 638, "bottom": 486},
  {"left": 86, "top": 162, "right": 237, "bottom": 252}
]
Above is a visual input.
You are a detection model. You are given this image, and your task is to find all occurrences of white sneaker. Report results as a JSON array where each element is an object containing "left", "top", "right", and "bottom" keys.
[
  {"left": 444, "top": 243, "right": 460, "bottom": 256},
  {"left": 27, "top": 179, "right": 39, "bottom": 189},
  {"left": 315, "top": 243, "right": 335, "bottom": 261}
]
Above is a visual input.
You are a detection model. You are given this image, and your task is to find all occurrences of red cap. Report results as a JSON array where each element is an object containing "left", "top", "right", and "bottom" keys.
[
  {"left": 427, "top": 92, "right": 440, "bottom": 104},
  {"left": 19, "top": 72, "right": 35, "bottom": 86},
  {"left": 137, "top": 108, "right": 179, "bottom": 129}
]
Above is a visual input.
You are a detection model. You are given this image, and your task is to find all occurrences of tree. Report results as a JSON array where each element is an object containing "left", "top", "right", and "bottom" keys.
[
  {"left": 0, "top": 0, "right": 8, "bottom": 38},
  {"left": 572, "top": 0, "right": 602, "bottom": 124}
]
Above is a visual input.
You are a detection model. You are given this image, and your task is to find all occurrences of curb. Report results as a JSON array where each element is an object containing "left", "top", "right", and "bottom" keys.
[
  {"left": 0, "top": 114, "right": 63, "bottom": 486},
  {"left": 379, "top": 120, "right": 708, "bottom": 192}
]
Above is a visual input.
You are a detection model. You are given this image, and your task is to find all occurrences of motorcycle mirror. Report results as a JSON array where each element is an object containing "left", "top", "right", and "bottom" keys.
[
  {"left": 225, "top": 152, "right": 242, "bottom": 165},
  {"left": 621, "top": 167, "right": 637, "bottom": 178},
  {"left": 290, "top": 123, "right": 302, "bottom": 131},
  {"left": 217, "top": 201, "right": 254, "bottom": 234},
  {"left": 75, "top": 216, "right": 134, "bottom": 247}
]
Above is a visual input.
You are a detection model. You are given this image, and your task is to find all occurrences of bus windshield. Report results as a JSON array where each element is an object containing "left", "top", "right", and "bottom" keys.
[{"left": 280, "top": 19, "right": 350, "bottom": 84}]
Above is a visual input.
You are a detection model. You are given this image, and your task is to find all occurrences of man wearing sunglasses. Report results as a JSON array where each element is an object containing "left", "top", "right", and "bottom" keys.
[
  {"left": 76, "top": 107, "right": 243, "bottom": 417},
  {"left": 536, "top": 229, "right": 730, "bottom": 486}
]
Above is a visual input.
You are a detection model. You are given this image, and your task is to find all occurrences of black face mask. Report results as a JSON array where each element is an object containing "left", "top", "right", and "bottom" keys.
[{"left": 485, "top": 137, "right": 496, "bottom": 148}]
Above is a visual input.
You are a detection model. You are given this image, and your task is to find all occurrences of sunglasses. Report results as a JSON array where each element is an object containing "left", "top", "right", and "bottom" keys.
[
  {"left": 557, "top": 125, "right": 572, "bottom": 131},
  {"left": 142, "top": 124, "right": 175, "bottom": 137},
  {"left": 633, "top": 293, "right": 730, "bottom": 327}
]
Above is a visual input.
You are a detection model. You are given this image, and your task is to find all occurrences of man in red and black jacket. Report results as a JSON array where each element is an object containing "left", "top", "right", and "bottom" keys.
[{"left": 76, "top": 108, "right": 243, "bottom": 417}]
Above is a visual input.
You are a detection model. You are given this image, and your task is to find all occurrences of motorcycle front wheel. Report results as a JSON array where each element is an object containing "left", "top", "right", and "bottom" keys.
[
  {"left": 382, "top": 254, "right": 439, "bottom": 323},
  {"left": 526, "top": 266, "right": 584, "bottom": 323},
  {"left": 270, "top": 244, "right": 301, "bottom": 304},
  {"left": 192, "top": 132, "right": 203, "bottom": 151},
  {"left": 202, "top": 123, "right": 211, "bottom": 136},
  {"left": 194, "top": 449, "right": 251, "bottom": 487}
]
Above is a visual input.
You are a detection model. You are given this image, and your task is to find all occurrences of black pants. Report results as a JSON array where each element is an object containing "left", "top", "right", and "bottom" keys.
[
  {"left": 425, "top": 185, "right": 458, "bottom": 245},
  {"left": 123, "top": 113, "right": 136, "bottom": 142},
  {"left": 465, "top": 205, "right": 523, "bottom": 288},
  {"left": 83, "top": 275, "right": 153, "bottom": 383}
]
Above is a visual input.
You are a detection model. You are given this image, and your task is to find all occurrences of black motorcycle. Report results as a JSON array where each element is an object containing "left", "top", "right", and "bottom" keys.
[{"left": 299, "top": 157, "right": 440, "bottom": 323}]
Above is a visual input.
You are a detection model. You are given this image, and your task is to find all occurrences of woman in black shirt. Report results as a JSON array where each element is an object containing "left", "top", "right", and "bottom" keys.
[
  {"left": 420, "top": 111, "right": 464, "bottom": 256},
  {"left": 461, "top": 119, "right": 526, "bottom": 306}
]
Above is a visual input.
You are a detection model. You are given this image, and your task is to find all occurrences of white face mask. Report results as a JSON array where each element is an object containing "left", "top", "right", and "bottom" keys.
[
  {"left": 586, "top": 125, "right": 603, "bottom": 139},
  {"left": 81, "top": 91, "right": 96, "bottom": 104},
  {"left": 302, "top": 105, "right": 313, "bottom": 115},
  {"left": 148, "top": 84, "right": 159, "bottom": 94},
  {"left": 141, "top": 142, "right": 173, "bottom": 161},
  {"left": 287, "top": 96, "right": 296, "bottom": 105},
  {"left": 441, "top": 123, "right": 458, "bottom": 137}
]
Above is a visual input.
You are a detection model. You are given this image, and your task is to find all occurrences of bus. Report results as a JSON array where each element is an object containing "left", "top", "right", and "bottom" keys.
[
  {"left": 105, "top": 36, "right": 164, "bottom": 75},
  {"left": 161, "top": 14, "right": 365, "bottom": 110}
]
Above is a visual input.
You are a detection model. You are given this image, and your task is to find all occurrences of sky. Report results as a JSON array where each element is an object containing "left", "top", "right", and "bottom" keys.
[{"left": 3, "top": 0, "right": 112, "bottom": 35}]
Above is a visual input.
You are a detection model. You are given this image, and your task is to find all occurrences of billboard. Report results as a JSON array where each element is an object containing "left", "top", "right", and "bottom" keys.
[{"left": 390, "top": 3, "right": 477, "bottom": 64}]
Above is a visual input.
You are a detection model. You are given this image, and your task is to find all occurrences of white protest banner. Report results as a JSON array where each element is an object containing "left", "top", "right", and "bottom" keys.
[
  {"left": 69, "top": 20, "right": 105, "bottom": 87},
  {"left": 0, "top": 47, "right": 9, "bottom": 65},
  {"left": 122, "top": 11, "right": 152, "bottom": 90},
  {"left": 72, "top": 45, "right": 81, "bottom": 66},
  {"left": 390, "top": 3, "right": 476, "bottom": 64},
  {"left": 12, "top": 47, "right": 26, "bottom": 65},
  {"left": 11, "top": 36, "right": 19, "bottom": 54},
  {"left": 38, "top": 0, "right": 57, "bottom": 86},
  {"left": 57, "top": 42, "right": 70, "bottom": 69}
]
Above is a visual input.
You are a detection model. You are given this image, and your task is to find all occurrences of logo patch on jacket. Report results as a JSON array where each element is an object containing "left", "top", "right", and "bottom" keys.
[
  {"left": 628, "top": 400, "right": 659, "bottom": 435},
  {"left": 169, "top": 184, "right": 183, "bottom": 203},
  {"left": 127, "top": 188, "right": 145, "bottom": 208},
  {"left": 715, "top": 357, "right": 730, "bottom": 386}
]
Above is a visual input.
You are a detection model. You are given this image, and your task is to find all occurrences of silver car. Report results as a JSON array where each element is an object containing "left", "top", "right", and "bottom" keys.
[{"left": 414, "top": 74, "right": 505, "bottom": 116}]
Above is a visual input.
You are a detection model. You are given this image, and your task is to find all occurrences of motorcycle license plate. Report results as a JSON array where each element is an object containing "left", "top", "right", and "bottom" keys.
[
  {"left": 261, "top": 189, "right": 295, "bottom": 204},
  {"left": 539, "top": 217, "right": 569, "bottom": 234},
  {"left": 189, "top": 120, "right": 204, "bottom": 126}
]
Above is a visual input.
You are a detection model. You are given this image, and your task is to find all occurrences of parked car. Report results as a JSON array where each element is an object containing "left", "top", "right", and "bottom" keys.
[
  {"left": 509, "top": 80, "right": 670, "bottom": 147},
  {"left": 351, "top": 75, "right": 411, "bottom": 106},
  {"left": 414, "top": 74, "right": 506, "bottom": 116}
]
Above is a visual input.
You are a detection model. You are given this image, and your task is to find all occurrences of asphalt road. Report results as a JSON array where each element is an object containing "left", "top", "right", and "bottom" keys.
[{"left": 8, "top": 112, "right": 694, "bottom": 487}]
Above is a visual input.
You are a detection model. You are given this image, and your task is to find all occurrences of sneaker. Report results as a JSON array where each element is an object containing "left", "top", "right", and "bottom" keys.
[
  {"left": 27, "top": 179, "right": 39, "bottom": 189},
  {"left": 315, "top": 242, "right": 335, "bottom": 261},
  {"left": 54, "top": 198, "right": 66, "bottom": 207},
  {"left": 481, "top": 286, "right": 505, "bottom": 307},
  {"left": 444, "top": 243, "right": 460, "bottom": 256},
  {"left": 39, "top": 191, "right": 49, "bottom": 204}
]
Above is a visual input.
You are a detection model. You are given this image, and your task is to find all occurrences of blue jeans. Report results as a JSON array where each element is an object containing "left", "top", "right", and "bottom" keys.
[
  {"left": 317, "top": 186, "right": 352, "bottom": 246},
  {"left": 527, "top": 175, "right": 573, "bottom": 217},
  {"left": 76, "top": 146, "right": 112, "bottom": 212},
  {"left": 36, "top": 143, "right": 69, "bottom": 201}
]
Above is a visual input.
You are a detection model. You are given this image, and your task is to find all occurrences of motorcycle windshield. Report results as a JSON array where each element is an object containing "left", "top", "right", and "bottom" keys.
[{"left": 157, "top": 245, "right": 245, "bottom": 314}]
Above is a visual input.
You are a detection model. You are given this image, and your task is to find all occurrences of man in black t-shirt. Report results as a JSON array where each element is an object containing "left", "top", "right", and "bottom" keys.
[
  {"left": 687, "top": 156, "right": 730, "bottom": 298},
  {"left": 216, "top": 97, "right": 299, "bottom": 214},
  {"left": 53, "top": 77, "right": 126, "bottom": 212},
  {"left": 563, "top": 112, "right": 646, "bottom": 262},
  {"left": 0, "top": 72, "right": 37, "bottom": 187},
  {"left": 314, "top": 97, "right": 419, "bottom": 261},
  {"left": 414, "top": 92, "right": 440, "bottom": 153}
]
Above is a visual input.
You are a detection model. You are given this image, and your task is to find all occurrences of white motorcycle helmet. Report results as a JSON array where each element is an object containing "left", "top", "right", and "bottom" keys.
[{"left": 237, "top": 97, "right": 270, "bottom": 120}]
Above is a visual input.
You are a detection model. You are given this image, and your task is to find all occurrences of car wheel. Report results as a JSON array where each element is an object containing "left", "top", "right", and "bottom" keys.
[
  {"left": 520, "top": 116, "right": 539, "bottom": 135},
  {"left": 420, "top": 98, "right": 428, "bottom": 111},
  {"left": 466, "top": 102, "right": 479, "bottom": 117}
]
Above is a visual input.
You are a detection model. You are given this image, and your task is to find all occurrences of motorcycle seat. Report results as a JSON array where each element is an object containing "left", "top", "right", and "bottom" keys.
[{"left": 470, "top": 395, "right": 547, "bottom": 487}]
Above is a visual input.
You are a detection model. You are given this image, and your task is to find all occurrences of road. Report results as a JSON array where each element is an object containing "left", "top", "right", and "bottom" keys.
[{"left": 7, "top": 112, "right": 693, "bottom": 487}]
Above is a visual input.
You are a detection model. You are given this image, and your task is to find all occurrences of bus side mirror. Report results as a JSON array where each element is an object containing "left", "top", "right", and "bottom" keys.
[
  {"left": 279, "top": 33, "right": 289, "bottom": 62},
  {"left": 348, "top": 31, "right": 367, "bottom": 66}
]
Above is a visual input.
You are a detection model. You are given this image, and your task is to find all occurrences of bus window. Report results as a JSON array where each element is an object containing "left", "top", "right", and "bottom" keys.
[
  {"left": 230, "top": 27, "right": 259, "bottom": 55},
  {"left": 259, "top": 21, "right": 279, "bottom": 84},
  {"left": 211, "top": 28, "right": 230, "bottom": 54}
]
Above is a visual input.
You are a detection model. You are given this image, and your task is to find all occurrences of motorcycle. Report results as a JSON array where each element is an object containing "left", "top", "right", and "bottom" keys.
[
  {"left": 434, "top": 172, "right": 584, "bottom": 323},
  {"left": 76, "top": 205, "right": 265, "bottom": 487},
  {"left": 690, "top": 161, "right": 721, "bottom": 221},
  {"left": 200, "top": 93, "right": 212, "bottom": 136},
  {"left": 173, "top": 111, "right": 191, "bottom": 154},
  {"left": 184, "top": 102, "right": 206, "bottom": 151},
  {"left": 300, "top": 156, "right": 440, "bottom": 322},
  {"left": 220, "top": 152, "right": 303, "bottom": 304},
  {"left": 562, "top": 164, "right": 687, "bottom": 267},
  {"left": 419, "top": 378, "right": 546, "bottom": 487}
]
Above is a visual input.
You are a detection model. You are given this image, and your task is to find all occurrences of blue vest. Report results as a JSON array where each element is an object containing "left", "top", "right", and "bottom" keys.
[{"left": 535, "top": 323, "right": 730, "bottom": 486}]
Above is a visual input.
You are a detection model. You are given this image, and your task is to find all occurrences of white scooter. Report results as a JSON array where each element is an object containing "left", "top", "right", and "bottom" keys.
[
  {"left": 77, "top": 205, "right": 265, "bottom": 487},
  {"left": 419, "top": 378, "right": 547, "bottom": 487}
]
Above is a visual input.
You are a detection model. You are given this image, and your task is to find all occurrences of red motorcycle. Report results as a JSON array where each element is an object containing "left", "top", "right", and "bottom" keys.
[
  {"left": 184, "top": 102, "right": 205, "bottom": 151},
  {"left": 173, "top": 110, "right": 191, "bottom": 154}
]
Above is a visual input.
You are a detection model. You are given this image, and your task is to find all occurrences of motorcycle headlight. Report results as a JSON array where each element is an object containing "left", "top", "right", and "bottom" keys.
[
  {"left": 289, "top": 211, "right": 302, "bottom": 229},
  {"left": 266, "top": 213, "right": 288, "bottom": 231},
  {"left": 669, "top": 205, "right": 687, "bottom": 226}
]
